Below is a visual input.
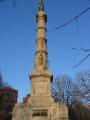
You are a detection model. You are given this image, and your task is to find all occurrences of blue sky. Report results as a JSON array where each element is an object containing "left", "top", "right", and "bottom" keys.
[{"left": 0, "top": 0, "right": 90, "bottom": 102}]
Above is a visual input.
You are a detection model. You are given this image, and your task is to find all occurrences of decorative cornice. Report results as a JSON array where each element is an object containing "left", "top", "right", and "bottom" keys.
[
  {"left": 36, "top": 27, "right": 47, "bottom": 32},
  {"left": 36, "top": 37, "right": 47, "bottom": 42},
  {"left": 35, "top": 50, "right": 48, "bottom": 55}
]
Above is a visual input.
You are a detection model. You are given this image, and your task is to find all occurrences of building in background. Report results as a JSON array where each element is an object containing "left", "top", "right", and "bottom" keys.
[{"left": 0, "top": 87, "right": 18, "bottom": 120}]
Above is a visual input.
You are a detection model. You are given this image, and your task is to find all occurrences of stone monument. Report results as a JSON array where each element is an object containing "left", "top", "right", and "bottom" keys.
[{"left": 12, "top": 0, "right": 69, "bottom": 120}]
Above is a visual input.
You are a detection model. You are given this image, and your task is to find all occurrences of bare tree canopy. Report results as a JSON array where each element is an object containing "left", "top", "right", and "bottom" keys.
[
  {"left": 52, "top": 71, "right": 90, "bottom": 120},
  {"left": 52, "top": 74, "right": 74, "bottom": 106},
  {"left": 52, "top": 70, "right": 90, "bottom": 105},
  {"left": 75, "top": 70, "right": 90, "bottom": 104}
]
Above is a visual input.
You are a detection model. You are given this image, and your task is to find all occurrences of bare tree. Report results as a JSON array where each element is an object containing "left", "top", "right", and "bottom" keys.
[
  {"left": 75, "top": 70, "right": 90, "bottom": 104},
  {"left": 52, "top": 71, "right": 90, "bottom": 120},
  {"left": 52, "top": 74, "right": 74, "bottom": 106}
]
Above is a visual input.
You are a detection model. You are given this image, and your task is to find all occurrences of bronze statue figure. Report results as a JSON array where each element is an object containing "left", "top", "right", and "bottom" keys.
[{"left": 38, "top": 0, "right": 44, "bottom": 11}]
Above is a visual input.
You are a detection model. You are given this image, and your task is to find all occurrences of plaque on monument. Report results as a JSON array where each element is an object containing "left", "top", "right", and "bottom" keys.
[{"left": 33, "top": 109, "right": 48, "bottom": 117}]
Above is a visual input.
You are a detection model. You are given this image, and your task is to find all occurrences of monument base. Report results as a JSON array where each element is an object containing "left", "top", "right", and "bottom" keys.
[{"left": 12, "top": 98, "right": 69, "bottom": 120}]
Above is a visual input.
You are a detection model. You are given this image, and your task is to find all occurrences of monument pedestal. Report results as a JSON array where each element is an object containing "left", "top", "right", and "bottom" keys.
[
  {"left": 12, "top": 101, "right": 69, "bottom": 120},
  {"left": 12, "top": 70, "right": 69, "bottom": 120}
]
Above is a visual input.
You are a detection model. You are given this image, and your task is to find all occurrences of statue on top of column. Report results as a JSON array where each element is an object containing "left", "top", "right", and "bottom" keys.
[{"left": 38, "top": 0, "right": 44, "bottom": 11}]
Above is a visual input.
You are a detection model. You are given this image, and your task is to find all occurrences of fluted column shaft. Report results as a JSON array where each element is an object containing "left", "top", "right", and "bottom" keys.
[{"left": 34, "top": 11, "right": 48, "bottom": 72}]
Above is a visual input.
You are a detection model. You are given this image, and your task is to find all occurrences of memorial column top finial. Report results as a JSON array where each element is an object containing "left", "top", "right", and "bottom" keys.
[{"left": 38, "top": 0, "right": 44, "bottom": 11}]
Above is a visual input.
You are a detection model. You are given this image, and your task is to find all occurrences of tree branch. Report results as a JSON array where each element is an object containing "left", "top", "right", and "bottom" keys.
[
  {"left": 80, "top": 48, "right": 90, "bottom": 52},
  {"left": 73, "top": 54, "right": 90, "bottom": 67},
  {"left": 53, "top": 7, "right": 90, "bottom": 30},
  {"left": 0, "top": 0, "right": 16, "bottom": 8}
]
